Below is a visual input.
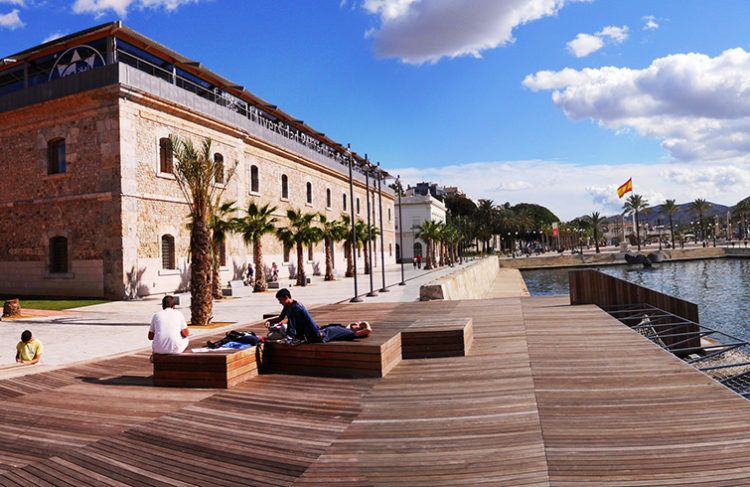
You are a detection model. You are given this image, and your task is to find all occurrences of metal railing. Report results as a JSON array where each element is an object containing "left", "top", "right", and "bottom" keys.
[
  {"left": 602, "top": 303, "right": 750, "bottom": 399},
  {"left": 116, "top": 49, "right": 353, "bottom": 171}
]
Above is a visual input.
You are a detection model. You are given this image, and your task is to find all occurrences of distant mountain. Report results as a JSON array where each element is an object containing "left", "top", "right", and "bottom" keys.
[{"left": 602, "top": 201, "right": 730, "bottom": 226}]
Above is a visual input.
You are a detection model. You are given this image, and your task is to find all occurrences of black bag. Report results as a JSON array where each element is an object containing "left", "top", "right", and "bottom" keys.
[{"left": 208, "top": 331, "right": 261, "bottom": 349}]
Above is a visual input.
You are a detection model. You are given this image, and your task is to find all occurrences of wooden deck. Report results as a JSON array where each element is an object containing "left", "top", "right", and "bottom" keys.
[{"left": 2, "top": 297, "right": 750, "bottom": 485}]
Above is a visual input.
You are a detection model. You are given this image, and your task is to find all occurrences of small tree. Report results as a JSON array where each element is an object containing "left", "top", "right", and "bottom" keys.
[
  {"left": 415, "top": 220, "right": 440, "bottom": 270},
  {"left": 689, "top": 198, "right": 711, "bottom": 242},
  {"left": 171, "top": 136, "right": 235, "bottom": 326},
  {"left": 236, "top": 202, "right": 277, "bottom": 292},
  {"left": 623, "top": 194, "right": 649, "bottom": 251},
  {"left": 276, "top": 209, "right": 322, "bottom": 286},
  {"left": 585, "top": 211, "right": 605, "bottom": 254},
  {"left": 318, "top": 214, "right": 349, "bottom": 281},
  {"left": 663, "top": 199, "right": 679, "bottom": 249}
]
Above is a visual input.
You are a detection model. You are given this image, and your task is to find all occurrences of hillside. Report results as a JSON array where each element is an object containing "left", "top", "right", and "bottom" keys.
[{"left": 603, "top": 201, "right": 730, "bottom": 226}]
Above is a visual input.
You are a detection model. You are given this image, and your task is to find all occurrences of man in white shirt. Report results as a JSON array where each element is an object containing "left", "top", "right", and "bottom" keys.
[{"left": 148, "top": 295, "right": 189, "bottom": 355}]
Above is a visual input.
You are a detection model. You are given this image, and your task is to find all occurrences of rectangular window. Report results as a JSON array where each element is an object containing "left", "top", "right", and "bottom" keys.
[{"left": 47, "top": 139, "right": 66, "bottom": 174}]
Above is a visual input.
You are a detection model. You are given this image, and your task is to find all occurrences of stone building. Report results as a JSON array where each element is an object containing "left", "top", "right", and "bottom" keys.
[
  {"left": 395, "top": 194, "right": 446, "bottom": 262},
  {"left": 0, "top": 22, "right": 396, "bottom": 299}
]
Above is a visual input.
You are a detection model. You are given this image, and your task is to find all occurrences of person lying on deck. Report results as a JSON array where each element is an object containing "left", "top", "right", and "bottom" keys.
[{"left": 320, "top": 321, "right": 372, "bottom": 343}]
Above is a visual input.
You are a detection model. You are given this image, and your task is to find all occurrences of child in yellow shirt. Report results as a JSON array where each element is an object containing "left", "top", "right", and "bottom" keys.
[{"left": 15, "top": 330, "right": 43, "bottom": 365}]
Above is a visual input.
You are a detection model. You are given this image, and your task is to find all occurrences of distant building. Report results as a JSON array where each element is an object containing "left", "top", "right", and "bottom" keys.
[
  {"left": 395, "top": 194, "right": 446, "bottom": 262},
  {"left": 405, "top": 182, "right": 446, "bottom": 201}
]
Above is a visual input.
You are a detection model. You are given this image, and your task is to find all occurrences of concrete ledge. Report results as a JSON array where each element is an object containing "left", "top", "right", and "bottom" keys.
[{"left": 419, "top": 257, "right": 500, "bottom": 301}]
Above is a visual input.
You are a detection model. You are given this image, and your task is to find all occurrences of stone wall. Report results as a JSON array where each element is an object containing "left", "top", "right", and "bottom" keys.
[
  {"left": 0, "top": 86, "right": 122, "bottom": 298},
  {"left": 420, "top": 257, "right": 505, "bottom": 301},
  {"left": 119, "top": 88, "right": 396, "bottom": 297}
]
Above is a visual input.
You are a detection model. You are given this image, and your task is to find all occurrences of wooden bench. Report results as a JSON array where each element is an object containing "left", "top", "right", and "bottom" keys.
[
  {"left": 401, "top": 318, "right": 473, "bottom": 359},
  {"left": 153, "top": 346, "right": 259, "bottom": 388},
  {"left": 263, "top": 331, "right": 402, "bottom": 378}
]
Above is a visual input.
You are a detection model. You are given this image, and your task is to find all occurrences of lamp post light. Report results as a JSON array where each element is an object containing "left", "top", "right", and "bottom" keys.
[
  {"left": 346, "top": 145, "right": 362, "bottom": 303},
  {"left": 376, "top": 164, "right": 389, "bottom": 293},
  {"left": 396, "top": 176, "right": 406, "bottom": 285}
]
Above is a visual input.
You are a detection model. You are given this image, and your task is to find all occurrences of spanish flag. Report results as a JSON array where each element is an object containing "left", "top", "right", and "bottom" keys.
[{"left": 617, "top": 178, "right": 633, "bottom": 198}]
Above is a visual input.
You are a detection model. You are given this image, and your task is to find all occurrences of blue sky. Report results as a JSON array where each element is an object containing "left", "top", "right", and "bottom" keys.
[{"left": 3, "top": 0, "right": 750, "bottom": 219}]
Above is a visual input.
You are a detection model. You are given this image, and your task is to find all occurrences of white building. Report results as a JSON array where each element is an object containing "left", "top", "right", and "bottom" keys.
[{"left": 395, "top": 194, "right": 446, "bottom": 262}]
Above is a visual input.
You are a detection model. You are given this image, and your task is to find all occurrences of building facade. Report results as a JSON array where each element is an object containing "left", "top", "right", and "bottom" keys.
[
  {"left": 0, "top": 23, "right": 396, "bottom": 299},
  {"left": 395, "top": 194, "right": 446, "bottom": 262}
]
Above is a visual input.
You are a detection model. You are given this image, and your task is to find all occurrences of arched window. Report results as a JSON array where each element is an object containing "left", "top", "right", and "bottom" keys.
[
  {"left": 47, "top": 138, "right": 66, "bottom": 175},
  {"left": 214, "top": 153, "right": 224, "bottom": 183},
  {"left": 161, "top": 235, "right": 176, "bottom": 270},
  {"left": 49, "top": 236, "right": 68, "bottom": 273},
  {"left": 388, "top": 207, "right": 392, "bottom": 221},
  {"left": 342, "top": 193, "right": 347, "bottom": 211},
  {"left": 306, "top": 182, "right": 312, "bottom": 204},
  {"left": 250, "top": 165, "right": 259, "bottom": 193},
  {"left": 413, "top": 242, "right": 423, "bottom": 258},
  {"left": 308, "top": 244, "right": 313, "bottom": 261},
  {"left": 356, "top": 197, "right": 360, "bottom": 214},
  {"left": 326, "top": 188, "right": 331, "bottom": 208},
  {"left": 283, "top": 242, "right": 291, "bottom": 262},
  {"left": 281, "top": 174, "right": 289, "bottom": 199},
  {"left": 158, "top": 137, "right": 173, "bottom": 174}
]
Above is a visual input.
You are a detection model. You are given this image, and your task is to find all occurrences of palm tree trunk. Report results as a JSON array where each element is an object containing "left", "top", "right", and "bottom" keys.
[
  {"left": 344, "top": 241, "right": 354, "bottom": 277},
  {"left": 296, "top": 242, "right": 305, "bottom": 286},
  {"left": 324, "top": 237, "right": 334, "bottom": 281},
  {"left": 191, "top": 218, "right": 213, "bottom": 326},
  {"left": 669, "top": 217, "right": 675, "bottom": 250},
  {"left": 424, "top": 239, "right": 433, "bottom": 270},
  {"left": 211, "top": 240, "right": 223, "bottom": 300},
  {"left": 594, "top": 229, "right": 600, "bottom": 253},
  {"left": 253, "top": 239, "right": 266, "bottom": 292},
  {"left": 364, "top": 241, "right": 371, "bottom": 274},
  {"left": 635, "top": 210, "right": 641, "bottom": 251}
]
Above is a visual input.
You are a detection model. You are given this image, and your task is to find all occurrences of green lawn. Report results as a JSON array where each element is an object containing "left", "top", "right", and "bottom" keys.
[{"left": 16, "top": 299, "right": 110, "bottom": 311}]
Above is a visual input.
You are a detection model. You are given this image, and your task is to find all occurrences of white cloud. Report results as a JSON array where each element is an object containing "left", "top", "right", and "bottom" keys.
[
  {"left": 72, "top": 0, "right": 199, "bottom": 17},
  {"left": 362, "top": 0, "right": 585, "bottom": 65},
  {"left": 643, "top": 15, "right": 659, "bottom": 31},
  {"left": 0, "top": 0, "right": 26, "bottom": 6},
  {"left": 523, "top": 48, "right": 750, "bottom": 163},
  {"left": 566, "top": 24, "right": 628, "bottom": 58},
  {"left": 566, "top": 33, "right": 603, "bottom": 57},
  {"left": 393, "top": 159, "right": 750, "bottom": 220},
  {"left": 0, "top": 8, "right": 23, "bottom": 29},
  {"left": 42, "top": 31, "right": 66, "bottom": 43}
]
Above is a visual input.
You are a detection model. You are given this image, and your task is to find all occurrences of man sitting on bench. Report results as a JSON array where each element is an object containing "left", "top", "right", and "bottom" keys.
[
  {"left": 149, "top": 295, "right": 189, "bottom": 356},
  {"left": 265, "top": 288, "right": 323, "bottom": 344}
]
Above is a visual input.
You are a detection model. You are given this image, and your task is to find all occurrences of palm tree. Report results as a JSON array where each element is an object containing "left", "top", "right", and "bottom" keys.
[
  {"left": 585, "top": 212, "right": 605, "bottom": 253},
  {"left": 276, "top": 209, "right": 322, "bottom": 286},
  {"left": 415, "top": 220, "right": 440, "bottom": 270},
  {"left": 623, "top": 194, "right": 649, "bottom": 251},
  {"left": 662, "top": 199, "right": 679, "bottom": 249},
  {"left": 318, "top": 214, "right": 349, "bottom": 281},
  {"left": 170, "top": 136, "right": 234, "bottom": 326},
  {"left": 689, "top": 198, "right": 711, "bottom": 242},
  {"left": 235, "top": 202, "right": 277, "bottom": 292},
  {"left": 209, "top": 201, "right": 237, "bottom": 299},
  {"left": 358, "top": 222, "right": 380, "bottom": 274}
]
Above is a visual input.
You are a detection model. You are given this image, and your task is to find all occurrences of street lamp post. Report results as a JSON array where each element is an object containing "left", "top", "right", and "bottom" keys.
[
  {"left": 346, "top": 145, "right": 362, "bottom": 303},
  {"left": 396, "top": 176, "right": 405, "bottom": 285},
  {"left": 364, "top": 157, "right": 377, "bottom": 297},
  {"left": 376, "top": 164, "right": 389, "bottom": 293}
]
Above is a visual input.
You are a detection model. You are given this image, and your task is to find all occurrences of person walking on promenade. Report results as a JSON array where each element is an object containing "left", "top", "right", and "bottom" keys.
[
  {"left": 148, "top": 295, "right": 189, "bottom": 356},
  {"left": 15, "top": 330, "right": 42, "bottom": 365}
]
